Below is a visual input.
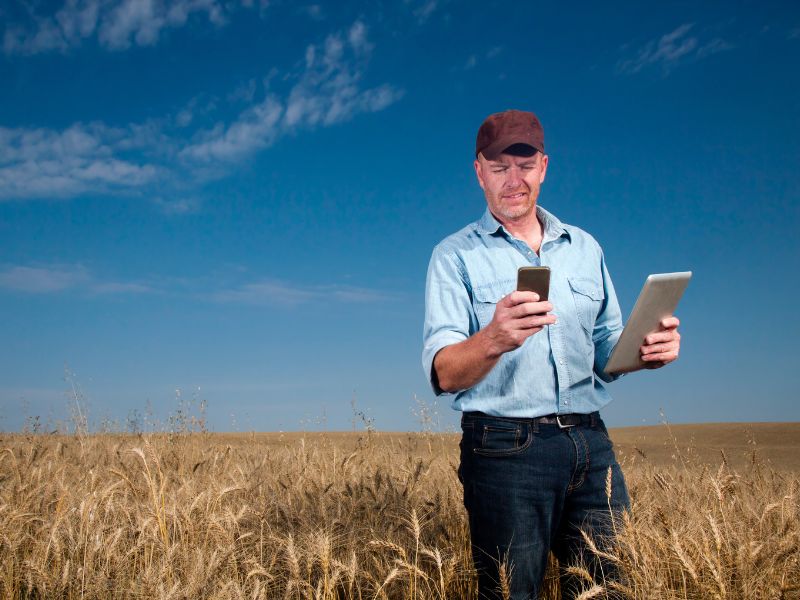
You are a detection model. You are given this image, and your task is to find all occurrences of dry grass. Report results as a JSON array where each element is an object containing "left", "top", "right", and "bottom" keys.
[{"left": 0, "top": 425, "right": 798, "bottom": 599}]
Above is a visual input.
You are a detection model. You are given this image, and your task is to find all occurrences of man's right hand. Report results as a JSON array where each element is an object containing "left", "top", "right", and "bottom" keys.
[
  {"left": 433, "top": 291, "right": 556, "bottom": 393},
  {"left": 483, "top": 291, "right": 556, "bottom": 358}
]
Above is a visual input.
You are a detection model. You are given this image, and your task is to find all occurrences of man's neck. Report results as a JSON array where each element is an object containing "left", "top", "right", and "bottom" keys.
[{"left": 494, "top": 207, "right": 544, "bottom": 253}]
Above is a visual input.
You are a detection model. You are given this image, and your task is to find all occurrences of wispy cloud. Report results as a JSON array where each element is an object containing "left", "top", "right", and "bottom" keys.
[
  {"left": 174, "top": 94, "right": 219, "bottom": 128},
  {"left": 0, "top": 264, "right": 154, "bottom": 295},
  {"left": 409, "top": 0, "right": 439, "bottom": 24},
  {"left": 486, "top": 46, "right": 502, "bottom": 59},
  {"left": 0, "top": 21, "right": 402, "bottom": 201},
  {"left": 181, "top": 21, "right": 402, "bottom": 163},
  {"left": 210, "top": 279, "right": 392, "bottom": 306},
  {"left": 0, "top": 264, "right": 91, "bottom": 293},
  {"left": 299, "top": 4, "right": 324, "bottom": 21},
  {"left": 2, "top": 0, "right": 251, "bottom": 55},
  {"left": 696, "top": 37, "right": 735, "bottom": 59},
  {"left": 617, "top": 24, "right": 734, "bottom": 75},
  {"left": 179, "top": 97, "right": 283, "bottom": 163},
  {"left": 0, "top": 122, "right": 167, "bottom": 200},
  {"left": 455, "top": 45, "right": 502, "bottom": 72},
  {"left": 151, "top": 196, "right": 203, "bottom": 215},
  {"left": 461, "top": 54, "right": 477, "bottom": 70},
  {"left": 91, "top": 281, "right": 154, "bottom": 294},
  {"left": 0, "top": 263, "right": 393, "bottom": 306}
]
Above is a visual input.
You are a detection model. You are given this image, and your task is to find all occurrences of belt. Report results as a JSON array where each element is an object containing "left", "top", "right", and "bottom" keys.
[
  {"left": 464, "top": 411, "right": 598, "bottom": 429},
  {"left": 535, "top": 413, "right": 589, "bottom": 428}
]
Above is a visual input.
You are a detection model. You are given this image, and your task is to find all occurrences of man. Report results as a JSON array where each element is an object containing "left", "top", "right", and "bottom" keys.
[{"left": 422, "top": 109, "right": 681, "bottom": 599}]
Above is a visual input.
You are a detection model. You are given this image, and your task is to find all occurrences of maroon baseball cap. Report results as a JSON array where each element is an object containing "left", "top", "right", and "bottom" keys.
[{"left": 475, "top": 109, "right": 545, "bottom": 160}]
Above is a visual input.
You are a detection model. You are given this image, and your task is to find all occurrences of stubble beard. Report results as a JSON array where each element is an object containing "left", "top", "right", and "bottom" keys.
[{"left": 492, "top": 190, "right": 537, "bottom": 222}]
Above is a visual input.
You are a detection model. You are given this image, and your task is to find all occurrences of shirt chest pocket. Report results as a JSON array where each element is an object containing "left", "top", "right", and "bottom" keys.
[
  {"left": 568, "top": 277, "right": 604, "bottom": 334},
  {"left": 472, "top": 279, "right": 515, "bottom": 330}
]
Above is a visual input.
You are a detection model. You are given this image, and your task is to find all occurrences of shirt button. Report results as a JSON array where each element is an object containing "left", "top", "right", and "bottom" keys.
[{"left": 559, "top": 359, "right": 565, "bottom": 365}]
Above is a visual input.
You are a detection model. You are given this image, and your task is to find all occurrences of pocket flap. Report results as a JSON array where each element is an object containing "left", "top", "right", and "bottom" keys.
[
  {"left": 473, "top": 279, "right": 515, "bottom": 303},
  {"left": 568, "top": 277, "right": 604, "bottom": 301}
]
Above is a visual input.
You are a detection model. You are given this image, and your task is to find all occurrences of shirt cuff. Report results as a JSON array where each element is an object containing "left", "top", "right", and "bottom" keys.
[{"left": 422, "top": 330, "right": 468, "bottom": 396}]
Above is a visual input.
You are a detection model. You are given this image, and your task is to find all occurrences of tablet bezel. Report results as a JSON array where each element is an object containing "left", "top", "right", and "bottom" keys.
[{"left": 604, "top": 271, "right": 692, "bottom": 375}]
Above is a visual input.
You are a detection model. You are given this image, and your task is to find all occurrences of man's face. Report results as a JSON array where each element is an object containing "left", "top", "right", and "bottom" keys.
[{"left": 474, "top": 149, "right": 549, "bottom": 222}]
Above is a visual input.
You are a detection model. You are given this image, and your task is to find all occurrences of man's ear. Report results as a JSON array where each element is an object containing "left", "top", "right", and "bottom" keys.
[
  {"left": 474, "top": 158, "right": 486, "bottom": 190},
  {"left": 539, "top": 154, "right": 549, "bottom": 184}
]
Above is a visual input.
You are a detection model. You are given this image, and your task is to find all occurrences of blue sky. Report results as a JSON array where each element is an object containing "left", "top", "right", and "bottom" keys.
[{"left": 1, "top": 0, "right": 799, "bottom": 432}]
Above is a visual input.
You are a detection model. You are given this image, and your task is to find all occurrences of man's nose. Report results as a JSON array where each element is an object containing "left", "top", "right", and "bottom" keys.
[{"left": 504, "top": 166, "right": 522, "bottom": 186}]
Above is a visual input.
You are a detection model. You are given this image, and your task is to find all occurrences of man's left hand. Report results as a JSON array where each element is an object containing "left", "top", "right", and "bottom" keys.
[{"left": 640, "top": 316, "right": 681, "bottom": 369}]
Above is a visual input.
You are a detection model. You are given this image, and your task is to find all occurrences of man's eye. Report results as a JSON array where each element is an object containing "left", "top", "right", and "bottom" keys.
[{"left": 492, "top": 169, "right": 506, "bottom": 173}]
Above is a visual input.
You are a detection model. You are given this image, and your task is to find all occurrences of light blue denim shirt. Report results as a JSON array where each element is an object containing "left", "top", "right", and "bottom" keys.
[{"left": 422, "top": 205, "right": 624, "bottom": 417}]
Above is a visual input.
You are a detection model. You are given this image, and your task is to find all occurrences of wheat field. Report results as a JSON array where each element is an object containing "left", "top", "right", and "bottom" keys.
[{"left": 1, "top": 425, "right": 798, "bottom": 599}]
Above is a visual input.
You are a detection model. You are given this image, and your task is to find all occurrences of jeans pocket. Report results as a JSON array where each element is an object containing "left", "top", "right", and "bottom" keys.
[{"left": 473, "top": 423, "right": 533, "bottom": 457}]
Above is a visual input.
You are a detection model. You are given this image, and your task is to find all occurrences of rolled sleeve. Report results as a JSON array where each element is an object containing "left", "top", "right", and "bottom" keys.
[
  {"left": 422, "top": 247, "right": 472, "bottom": 395},
  {"left": 593, "top": 251, "right": 625, "bottom": 383}
]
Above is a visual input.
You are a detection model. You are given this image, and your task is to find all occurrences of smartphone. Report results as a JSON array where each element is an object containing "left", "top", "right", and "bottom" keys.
[{"left": 517, "top": 266, "right": 550, "bottom": 300}]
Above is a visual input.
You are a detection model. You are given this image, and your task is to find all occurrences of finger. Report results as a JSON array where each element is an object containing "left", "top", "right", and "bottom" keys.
[
  {"left": 519, "top": 314, "right": 557, "bottom": 330},
  {"left": 641, "top": 349, "right": 678, "bottom": 363},
  {"left": 509, "top": 301, "right": 553, "bottom": 319},
  {"left": 641, "top": 341, "right": 678, "bottom": 356},
  {"left": 660, "top": 316, "right": 680, "bottom": 329},
  {"left": 643, "top": 330, "right": 680, "bottom": 345},
  {"left": 506, "top": 290, "right": 540, "bottom": 306}
]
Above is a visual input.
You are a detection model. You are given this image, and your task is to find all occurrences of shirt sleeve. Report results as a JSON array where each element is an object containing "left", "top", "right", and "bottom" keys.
[
  {"left": 422, "top": 246, "right": 472, "bottom": 395},
  {"left": 593, "top": 250, "right": 625, "bottom": 383}
]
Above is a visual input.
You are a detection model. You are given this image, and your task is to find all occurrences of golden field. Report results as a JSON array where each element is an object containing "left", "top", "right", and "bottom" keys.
[{"left": 1, "top": 423, "right": 798, "bottom": 599}]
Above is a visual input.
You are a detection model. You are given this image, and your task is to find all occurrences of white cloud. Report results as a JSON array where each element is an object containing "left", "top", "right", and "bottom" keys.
[
  {"left": 0, "top": 265, "right": 91, "bottom": 293},
  {"left": 696, "top": 37, "right": 735, "bottom": 59},
  {"left": 211, "top": 279, "right": 391, "bottom": 306},
  {"left": 2, "top": 0, "right": 254, "bottom": 55},
  {"left": 179, "top": 97, "right": 283, "bottom": 162},
  {"left": 617, "top": 23, "right": 734, "bottom": 75},
  {"left": 211, "top": 280, "right": 317, "bottom": 305},
  {"left": 300, "top": 5, "right": 324, "bottom": 21},
  {"left": 410, "top": 0, "right": 438, "bottom": 24},
  {"left": 0, "top": 123, "right": 163, "bottom": 200},
  {"left": 486, "top": 46, "right": 502, "bottom": 59},
  {"left": 227, "top": 79, "right": 258, "bottom": 105},
  {"left": 455, "top": 46, "right": 502, "bottom": 72},
  {"left": 0, "top": 263, "right": 155, "bottom": 295},
  {"left": 152, "top": 196, "right": 202, "bottom": 215},
  {"left": 347, "top": 20, "right": 371, "bottom": 55},
  {"left": 0, "top": 21, "right": 402, "bottom": 200},
  {"left": 173, "top": 94, "right": 218, "bottom": 128},
  {"left": 181, "top": 20, "right": 403, "bottom": 163},
  {"left": 91, "top": 281, "right": 154, "bottom": 294},
  {"left": 281, "top": 21, "right": 402, "bottom": 129},
  {"left": 0, "top": 263, "right": 390, "bottom": 306}
]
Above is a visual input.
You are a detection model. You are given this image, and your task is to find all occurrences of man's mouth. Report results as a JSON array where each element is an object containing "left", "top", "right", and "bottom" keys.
[{"left": 503, "top": 192, "right": 527, "bottom": 200}]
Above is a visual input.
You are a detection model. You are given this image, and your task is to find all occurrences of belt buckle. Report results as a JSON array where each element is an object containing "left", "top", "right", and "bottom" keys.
[{"left": 556, "top": 415, "right": 575, "bottom": 429}]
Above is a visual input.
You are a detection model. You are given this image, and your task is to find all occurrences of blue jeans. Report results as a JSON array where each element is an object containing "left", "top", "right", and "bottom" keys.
[{"left": 459, "top": 412, "right": 630, "bottom": 600}]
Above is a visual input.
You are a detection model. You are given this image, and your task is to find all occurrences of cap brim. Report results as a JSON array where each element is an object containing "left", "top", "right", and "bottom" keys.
[{"left": 480, "top": 137, "right": 542, "bottom": 161}]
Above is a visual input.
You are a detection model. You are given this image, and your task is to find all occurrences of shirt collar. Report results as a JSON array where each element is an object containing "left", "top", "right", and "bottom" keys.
[{"left": 475, "top": 205, "right": 571, "bottom": 243}]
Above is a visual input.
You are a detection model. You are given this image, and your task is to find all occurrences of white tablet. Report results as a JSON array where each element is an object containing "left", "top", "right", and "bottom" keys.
[{"left": 604, "top": 272, "right": 692, "bottom": 375}]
